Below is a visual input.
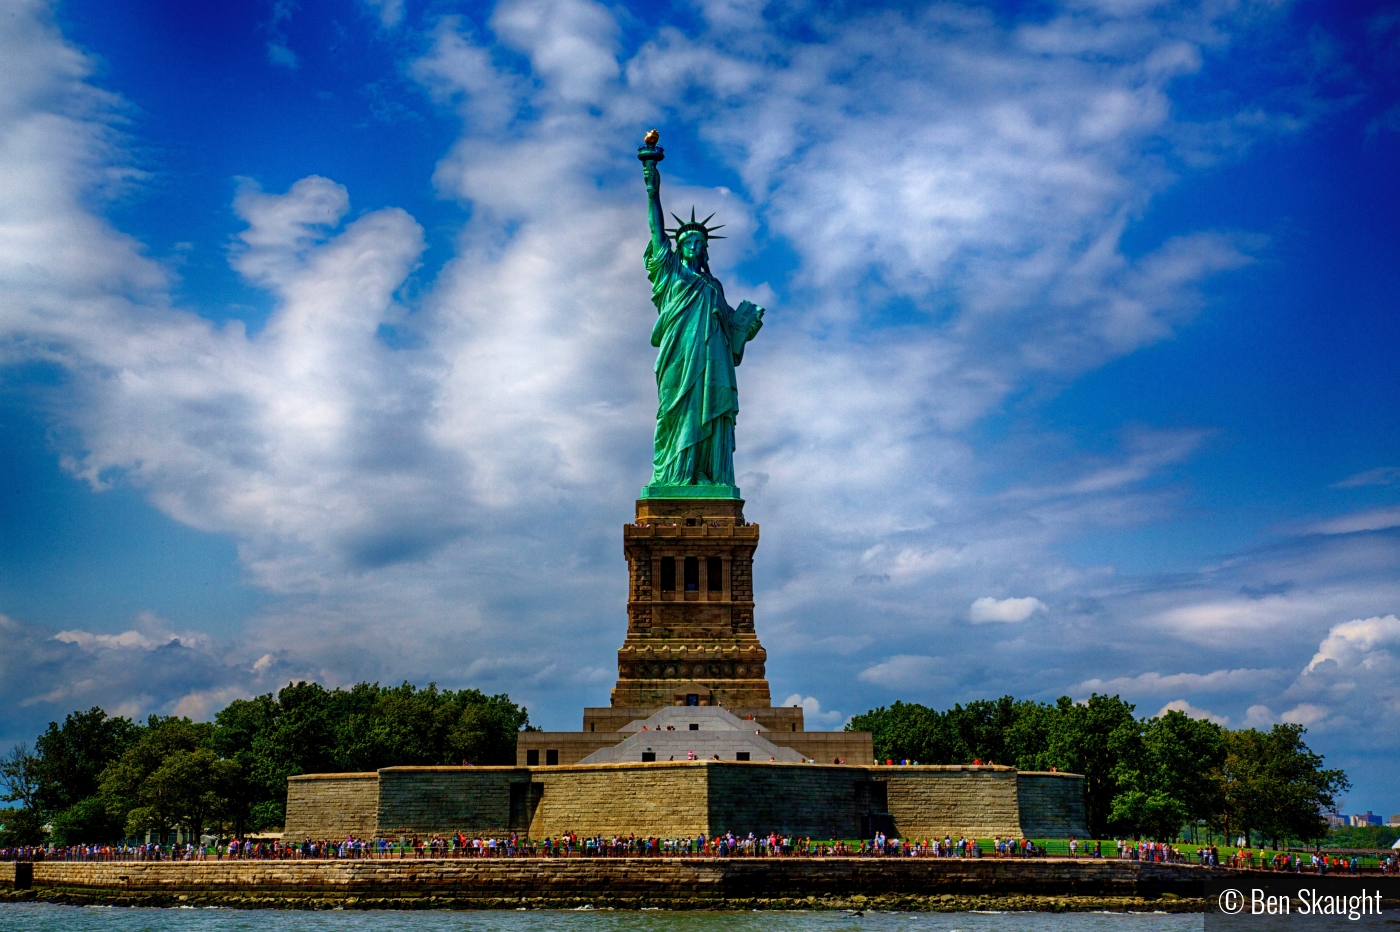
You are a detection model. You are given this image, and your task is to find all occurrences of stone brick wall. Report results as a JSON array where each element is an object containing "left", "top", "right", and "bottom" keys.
[
  {"left": 1017, "top": 772, "right": 1088, "bottom": 838},
  {"left": 516, "top": 733, "right": 620, "bottom": 766},
  {"left": 277, "top": 761, "right": 1084, "bottom": 844},
  {"left": 707, "top": 763, "right": 863, "bottom": 837},
  {"left": 5, "top": 856, "right": 1227, "bottom": 899},
  {"left": 884, "top": 767, "right": 1023, "bottom": 838},
  {"left": 771, "top": 731, "right": 874, "bottom": 764},
  {"left": 376, "top": 767, "right": 523, "bottom": 838},
  {"left": 283, "top": 773, "right": 378, "bottom": 840},
  {"left": 531, "top": 763, "right": 710, "bottom": 838}
]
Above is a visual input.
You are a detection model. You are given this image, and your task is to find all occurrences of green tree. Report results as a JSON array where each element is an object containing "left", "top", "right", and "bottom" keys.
[
  {"left": 0, "top": 743, "right": 45, "bottom": 845},
  {"left": 8, "top": 681, "right": 535, "bottom": 844},
  {"left": 0, "top": 806, "right": 46, "bottom": 846},
  {"left": 48, "top": 795, "right": 128, "bottom": 845},
  {"left": 127, "top": 748, "right": 238, "bottom": 843},
  {"left": 1224, "top": 724, "right": 1349, "bottom": 848},
  {"left": 99, "top": 716, "right": 217, "bottom": 842},
  {"left": 32, "top": 707, "right": 138, "bottom": 815},
  {"left": 943, "top": 697, "right": 1024, "bottom": 765},
  {"left": 1044, "top": 694, "right": 1140, "bottom": 839},
  {"left": 243, "top": 680, "right": 533, "bottom": 827},
  {"left": 1111, "top": 710, "right": 1225, "bottom": 840},
  {"left": 0, "top": 743, "right": 39, "bottom": 812},
  {"left": 447, "top": 693, "right": 533, "bottom": 764},
  {"left": 848, "top": 701, "right": 952, "bottom": 763},
  {"left": 1326, "top": 824, "right": 1400, "bottom": 849},
  {"left": 247, "top": 681, "right": 337, "bottom": 819},
  {"left": 211, "top": 694, "right": 280, "bottom": 837},
  {"left": 1003, "top": 700, "right": 1058, "bottom": 771}
]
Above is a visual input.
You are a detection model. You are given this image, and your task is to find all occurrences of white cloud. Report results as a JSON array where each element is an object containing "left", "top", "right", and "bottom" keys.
[
  {"left": 781, "top": 694, "right": 843, "bottom": 728},
  {"left": 230, "top": 175, "right": 351, "bottom": 287},
  {"left": 1332, "top": 466, "right": 1400, "bottom": 488},
  {"left": 1078, "top": 668, "right": 1283, "bottom": 695},
  {"left": 490, "top": 0, "right": 620, "bottom": 106},
  {"left": 266, "top": 0, "right": 298, "bottom": 69},
  {"left": 360, "top": 0, "right": 405, "bottom": 29},
  {"left": 1305, "top": 615, "right": 1400, "bottom": 674},
  {"left": 1308, "top": 507, "right": 1400, "bottom": 535},
  {"left": 54, "top": 630, "right": 172, "bottom": 651},
  {"left": 1153, "top": 595, "right": 1321, "bottom": 644},
  {"left": 266, "top": 43, "right": 297, "bottom": 69},
  {"left": 1157, "top": 699, "right": 1228, "bottom": 725},
  {"left": 857, "top": 655, "right": 944, "bottom": 689},
  {"left": 1243, "top": 704, "right": 1276, "bottom": 728},
  {"left": 1281, "top": 703, "right": 1330, "bottom": 728},
  {"left": 971, "top": 596, "right": 1048, "bottom": 623},
  {"left": 171, "top": 685, "right": 254, "bottom": 721}
]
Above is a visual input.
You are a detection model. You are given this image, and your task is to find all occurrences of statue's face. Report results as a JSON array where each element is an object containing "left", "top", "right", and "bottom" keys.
[{"left": 678, "top": 234, "right": 705, "bottom": 262}]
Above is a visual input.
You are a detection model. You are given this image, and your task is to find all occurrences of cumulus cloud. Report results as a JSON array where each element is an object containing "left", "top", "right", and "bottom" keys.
[
  {"left": 1278, "top": 615, "right": 1400, "bottom": 741},
  {"left": 1280, "top": 703, "right": 1331, "bottom": 728},
  {"left": 1157, "top": 699, "right": 1228, "bottom": 725},
  {"left": 782, "top": 694, "right": 844, "bottom": 728},
  {"left": 970, "top": 596, "right": 1048, "bottom": 623},
  {"left": 1305, "top": 615, "right": 1400, "bottom": 674},
  {"left": 1243, "top": 704, "right": 1276, "bottom": 728},
  {"left": 0, "top": 612, "right": 256, "bottom": 720}
]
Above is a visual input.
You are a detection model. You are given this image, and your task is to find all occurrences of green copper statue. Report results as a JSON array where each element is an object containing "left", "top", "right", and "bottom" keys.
[{"left": 638, "top": 131, "right": 765, "bottom": 500}]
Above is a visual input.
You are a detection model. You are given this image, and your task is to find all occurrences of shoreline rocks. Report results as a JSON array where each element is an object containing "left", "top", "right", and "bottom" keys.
[{"left": 0, "top": 887, "right": 1208, "bottom": 912}]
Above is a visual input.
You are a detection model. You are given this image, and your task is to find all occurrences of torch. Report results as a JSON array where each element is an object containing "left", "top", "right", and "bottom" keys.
[{"left": 637, "top": 128, "right": 664, "bottom": 165}]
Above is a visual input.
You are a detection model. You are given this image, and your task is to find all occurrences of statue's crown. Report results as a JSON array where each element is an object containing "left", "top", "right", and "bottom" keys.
[{"left": 666, "top": 207, "right": 725, "bottom": 242}]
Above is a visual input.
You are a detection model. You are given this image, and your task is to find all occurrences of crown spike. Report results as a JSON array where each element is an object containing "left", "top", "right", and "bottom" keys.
[{"left": 666, "top": 208, "right": 725, "bottom": 244}]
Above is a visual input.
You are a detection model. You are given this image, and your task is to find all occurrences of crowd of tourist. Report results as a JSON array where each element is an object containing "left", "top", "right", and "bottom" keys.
[
  {"left": 4, "top": 836, "right": 1397, "bottom": 871},
  {"left": 1, "top": 833, "right": 1006, "bottom": 861},
  {"left": 1219, "top": 848, "right": 1396, "bottom": 874}
]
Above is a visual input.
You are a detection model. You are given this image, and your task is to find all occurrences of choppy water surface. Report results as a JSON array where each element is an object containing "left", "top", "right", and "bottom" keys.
[{"left": 1, "top": 905, "right": 1201, "bottom": 932}]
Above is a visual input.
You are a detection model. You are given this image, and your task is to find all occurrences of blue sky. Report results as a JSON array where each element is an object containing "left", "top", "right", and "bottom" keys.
[{"left": 1, "top": 0, "right": 1398, "bottom": 815}]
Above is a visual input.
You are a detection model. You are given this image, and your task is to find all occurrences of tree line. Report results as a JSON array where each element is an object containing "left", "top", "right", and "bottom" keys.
[
  {"left": 0, "top": 681, "right": 531, "bottom": 846},
  {"left": 2, "top": 685, "right": 1352, "bottom": 849},
  {"left": 847, "top": 694, "right": 1350, "bottom": 847}
]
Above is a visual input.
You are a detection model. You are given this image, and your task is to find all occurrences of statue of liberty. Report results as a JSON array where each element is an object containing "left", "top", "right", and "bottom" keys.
[{"left": 638, "top": 131, "right": 765, "bottom": 499}]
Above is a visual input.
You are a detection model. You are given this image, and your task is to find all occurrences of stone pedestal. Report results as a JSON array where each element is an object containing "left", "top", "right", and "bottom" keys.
[{"left": 610, "top": 498, "right": 773, "bottom": 709}]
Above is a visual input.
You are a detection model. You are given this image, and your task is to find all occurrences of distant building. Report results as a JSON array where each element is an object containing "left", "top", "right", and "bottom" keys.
[
  {"left": 1389, "top": 813, "right": 1400, "bottom": 827},
  {"left": 1348, "top": 811, "right": 1383, "bottom": 827},
  {"left": 1324, "top": 812, "right": 1346, "bottom": 828}
]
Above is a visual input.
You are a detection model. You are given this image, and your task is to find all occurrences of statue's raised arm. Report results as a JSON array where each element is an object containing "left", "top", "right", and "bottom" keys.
[
  {"left": 640, "top": 129, "right": 667, "bottom": 255},
  {"left": 636, "top": 130, "right": 765, "bottom": 501}
]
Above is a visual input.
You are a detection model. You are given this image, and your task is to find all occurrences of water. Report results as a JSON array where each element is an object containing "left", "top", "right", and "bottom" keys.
[{"left": 0, "top": 905, "right": 1202, "bottom": 932}]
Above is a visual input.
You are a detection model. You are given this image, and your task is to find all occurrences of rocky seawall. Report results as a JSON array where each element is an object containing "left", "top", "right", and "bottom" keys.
[{"left": 0, "top": 857, "right": 1234, "bottom": 911}]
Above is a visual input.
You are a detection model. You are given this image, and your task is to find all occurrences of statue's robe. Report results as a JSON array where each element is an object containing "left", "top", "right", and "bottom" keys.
[{"left": 645, "top": 238, "right": 759, "bottom": 487}]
